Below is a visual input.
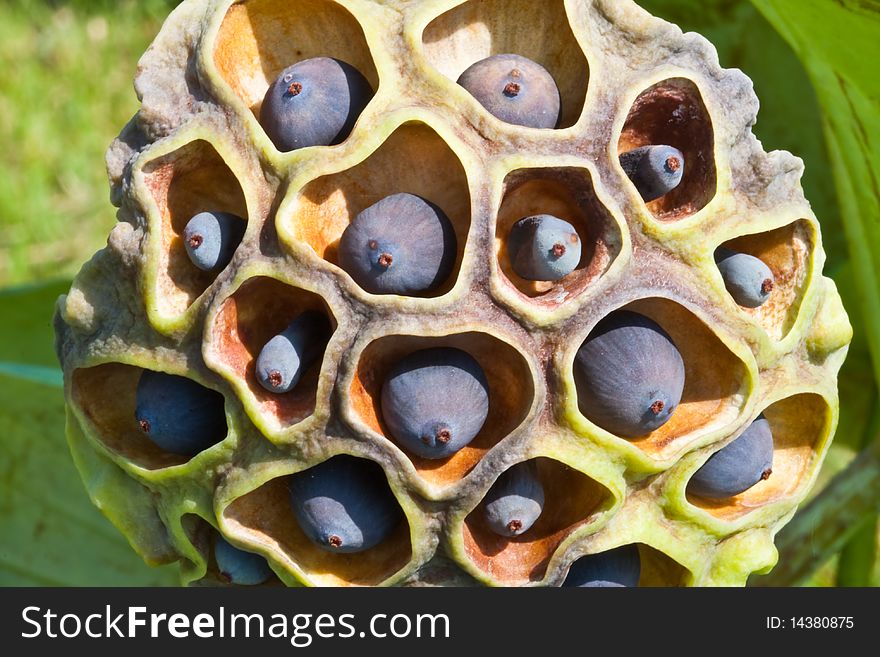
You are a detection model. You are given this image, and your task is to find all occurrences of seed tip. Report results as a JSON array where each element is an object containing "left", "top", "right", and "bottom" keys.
[
  {"left": 138, "top": 418, "right": 151, "bottom": 434},
  {"left": 268, "top": 370, "right": 283, "bottom": 388},
  {"left": 287, "top": 81, "right": 303, "bottom": 96},
  {"left": 761, "top": 468, "right": 772, "bottom": 481},
  {"left": 665, "top": 155, "right": 681, "bottom": 173},
  {"left": 507, "top": 519, "right": 523, "bottom": 533},
  {"left": 377, "top": 252, "right": 393, "bottom": 269},
  {"left": 503, "top": 82, "right": 521, "bottom": 98},
  {"left": 650, "top": 399, "right": 665, "bottom": 415},
  {"left": 188, "top": 234, "right": 204, "bottom": 249},
  {"left": 761, "top": 278, "right": 774, "bottom": 295},
  {"left": 328, "top": 535, "right": 343, "bottom": 548},
  {"left": 551, "top": 243, "right": 566, "bottom": 258}
]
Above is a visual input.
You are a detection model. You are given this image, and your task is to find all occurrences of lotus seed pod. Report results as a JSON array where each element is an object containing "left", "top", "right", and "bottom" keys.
[{"left": 55, "top": 0, "right": 851, "bottom": 587}]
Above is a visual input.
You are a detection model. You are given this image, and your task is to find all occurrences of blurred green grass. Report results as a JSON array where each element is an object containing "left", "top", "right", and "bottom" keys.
[{"left": 0, "top": 0, "right": 176, "bottom": 286}]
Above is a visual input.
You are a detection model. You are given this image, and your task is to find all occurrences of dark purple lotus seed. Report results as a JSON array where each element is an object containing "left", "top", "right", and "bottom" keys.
[
  {"left": 255, "top": 311, "right": 331, "bottom": 394},
  {"left": 715, "top": 248, "right": 775, "bottom": 308},
  {"left": 214, "top": 534, "right": 272, "bottom": 586},
  {"left": 574, "top": 310, "right": 685, "bottom": 438},
  {"left": 687, "top": 415, "right": 774, "bottom": 499},
  {"left": 380, "top": 347, "right": 489, "bottom": 460},
  {"left": 457, "top": 54, "right": 561, "bottom": 129},
  {"left": 338, "top": 193, "right": 457, "bottom": 295},
  {"left": 483, "top": 461, "right": 545, "bottom": 537},
  {"left": 507, "top": 214, "right": 582, "bottom": 281},
  {"left": 563, "top": 544, "right": 641, "bottom": 587},
  {"left": 260, "top": 57, "right": 373, "bottom": 152},
  {"left": 619, "top": 145, "right": 685, "bottom": 202},
  {"left": 183, "top": 211, "right": 245, "bottom": 272},
  {"left": 289, "top": 455, "right": 403, "bottom": 553},
  {"left": 134, "top": 371, "right": 226, "bottom": 456}
]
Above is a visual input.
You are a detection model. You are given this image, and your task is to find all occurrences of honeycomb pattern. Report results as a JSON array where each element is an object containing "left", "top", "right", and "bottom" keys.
[{"left": 54, "top": 0, "right": 851, "bottom": 587}]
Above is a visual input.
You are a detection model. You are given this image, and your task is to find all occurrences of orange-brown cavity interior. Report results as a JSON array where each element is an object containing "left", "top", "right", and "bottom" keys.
[
  {"left": 142, "top": 140, "right": 247, "bottom": 317},
  {"left": 212, "top": 277, "right": 335, "bottom": 428},
  {"left": 463, "top": 458, "right": 612, "bottom": 584},
  {"left": 618, "top": 78, "right": 716, "bottom": 220},
  {"left": 213, "top": 0, "right": 379, "bottom": 117},
  {"left": 222, "top": 468, "right": 411, "bottom": 586},
  {"left": 288, "top": 123, "right": 471, "bottom": 297},
  {"left": 496, "top": 167, "right": 621, "bottom": 306},
  {"left": 584, "top": 298, "right": 748, "bottom": 457},
  {"left": 688, "top": 393, "right": 830, "bottom": 521},
  {"left": 720, "top": 219, "right": 813, "bottom": 340},
  {"left": 422, "top": 0, "right": 589, "bottom": 128},
  {"left": 71, "top": 364, "right": 225, "bottom": 469},
  {"left": 350, "top": 333, "right": 534, "bottom": 487},
  {"left": 636, "top": 544, "right": 690, "bottom": 586}
]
